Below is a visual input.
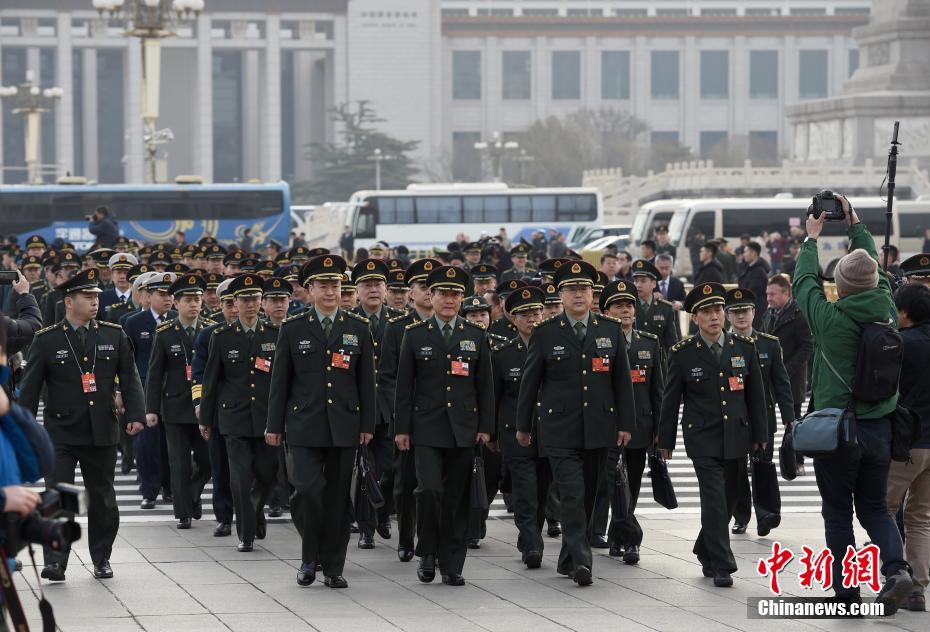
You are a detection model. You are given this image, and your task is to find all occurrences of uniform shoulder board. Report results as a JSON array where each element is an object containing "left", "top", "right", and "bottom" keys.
[
  {"left": 756, "top": 332, "right": 779, "bottom": 342},
  {"left": 155, "top": 320, "right": 174, "bottom": 333},
  {"left": 385, "top": 306, "right": 406, "bottom": 319},
  {"left": 597, "top": 313, "right": 622, "bottom": 325},
  {"left": 637, "top": 330, "right": 659, "bottom": 341},
  {"left": 263, "top": 320, "right": 280, "bottom": 330},
  {"left": 34, "top": 323, "right": 59, "bottom": 337},
  {"left": 405, "top": 319, "right": 428, "bottom": 331},
  {"left": 344, "top": 310, "right": 368, "bottom": 324},
  {"left": 534, "top": 314, "right": 560, "bottom": 329},
  {"left": 97, "top": 320, "right": 122, "bottom": 329},
  {"left": 659, "top": 299, "right": 676, "bottom": 308},
  {"left": 284, "top": 312, "right": 306, "bottom": 324},
  {"left": 462, "top": 319, "right": 483, "bottom": 330},
  {"left": 388, "top": 313, "right": 409, "bottom": 325},
  {"left": 202, "top": 318, "right": 217, "bottom": 327},
  {"left": 670, "top": 335, "right": 696, "bottom": 353},
  {"left": 732, "top": 332, "right": 755, "bottom": 344},
  {"left": 212, "top": 323, "right": 230, "bottom": 336},
  {"left": 488, "top": 332, "right": 509, "bottom": 342}
]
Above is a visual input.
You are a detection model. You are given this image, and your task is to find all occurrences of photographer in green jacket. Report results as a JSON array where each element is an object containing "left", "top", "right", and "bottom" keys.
[{"left": 793, "top": 193, "right": 912, "bottom": 612}]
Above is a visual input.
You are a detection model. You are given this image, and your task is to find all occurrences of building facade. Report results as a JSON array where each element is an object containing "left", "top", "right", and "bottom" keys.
[{"left": 0, "top": 0, "right": 870, "bottom": 187}]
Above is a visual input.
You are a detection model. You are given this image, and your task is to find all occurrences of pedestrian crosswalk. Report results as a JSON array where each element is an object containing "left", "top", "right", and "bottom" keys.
[{"left": 29, "top": 405, "right": 820, "bottom": 524}]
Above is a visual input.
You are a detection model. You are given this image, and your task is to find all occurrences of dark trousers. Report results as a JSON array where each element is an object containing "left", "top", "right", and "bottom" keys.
[
  {"left": 45, "top": 444, "right": 119, "bottom": 568},
  {"left": 269, "top": 445, "right": 290, "bottom": 509},
  {"left": 288, "top": 446, "right": 355, "bottom": 575},
  {"left": 393, "top": 445, "right": 417, "bottom": 547},
  {"left": 413, "top": 445, "right": 472, "bottom": 575},
  {"left": 546, "top": 481, "right": 560, "bottom": 522},
  {"left": 118, "top": 413, "right": 134, "bottom": 466},
  {"left": 605, "top": 447, "right": 647, "bottom": 547},
  {"left": 813, "top": 417, "right": 908, "bottom": 597},
  {"left": 207, "top": 430, "right": 234, "bottom": 523},
  {"left": 163, "top": 423, "right": 212, "bottom": 520},
  {"left": 548, "top": 447, "right": 607, "bottom": 574},
  {"left": 691, "top": 456, "right": 741, "bottom": 573},
  {"left": 360, "top": 424, "right": 394, "bottom": 537},
  {"left": 225, "top": 436, "right": 276, "bottom": 543},
  {"left": 733, "top": 436, "right": 775, "bottom": 526},
  {"left": 467, "top": 443, "right": 502, "bottom": 540},
  {"left": 502, "top": 434, "right": 551, "bottom": 555},
  {"left": 135, "top": 423, "right": 166, "bottom": 500}
]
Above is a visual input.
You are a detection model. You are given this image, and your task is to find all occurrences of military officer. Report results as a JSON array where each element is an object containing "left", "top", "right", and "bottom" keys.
[
  {"left": 471, "top": 264, "right": 499, "bottom": 294},
  {"left": 725, "top": 288, "right": 793, "bottom": 537},
  {"left": 632, "top": 259, "right": 680, "bottom": 352},
  {"left": 19, "top": 268, "right": 146, "bottom": 581},
  {"left": 489, "top": 279, "right": 521, "bottom": 339},
  {"left": 394, "top": 265, "right": 494, "bottom": 586},
  {"left": 340, "top": 274, "right": 358, "bottom": 310},
  {"left": 595, "top": 280, "right": 665, "bottom": 562},
  {"left": 500, "top": 242, "right": 536, "bottom": 282},
  {"left": 515, "top": 260, "right": 636, "bottom": 586},
  {"left": 99, "top": 252, "right": 137, "bottom": 314},
  {"left": 199, "top": 273, "right": 279, "bottom": 552},
  {"left": 262, "top": 275, "right": 294, "bottom": 518},
  {"left": 378, "top": 258, "right": 440, "bottom": 562},
  {"left": 266, "top": 255, "right": 376, "bottom": 588},
  {"left": 351, "top": 258, "right": 405, "bottom": 548},
  {"left": 541, "top": 282, "right": 563, "bottom": 318},
  {"left": 657, "top": 282, "right": 768, "bottom": 587},
  {"left": 493, "top": 285, "right": 552, "bottom": 568},
  {"left": 540, "top": 280, "right": 564, "bottom": 537},
  {"left": 386, "top": 268, "right": 409, "bottom": 310},
  {"left": 106, "top": 264, "right": 150, "bottom": 324},
  {"left": 40, "top": 252, "right": 81, "bottom": 327},
  {"left": 901, "top": 253, "right": 930, "bottom": 286},
  {"left": 145, "top": 274, "right": 214, "bottom": 529}
]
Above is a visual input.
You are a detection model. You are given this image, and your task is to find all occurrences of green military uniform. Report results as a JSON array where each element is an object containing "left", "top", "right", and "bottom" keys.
[
  {"left": 19, "top": 268, "right": 145, "bottom": 578},
  {"left": 632, "top": 259, "right": 680, "bottom": 352},
  {"left": 267, "top": 255, "right": 377, "bottom": 585},
  {"left": 657, "top": 283, "right": 767, "bottom": 583},
  {"left": 199, "top": 274, "right": 280, "bottom": 549},
  {"left": 500, "top": 265, "right": 536, "bottom": 283},
  {"left": 145, "top": 274, "right": 214, "bottom": 526},
  {"left": 515, "top": 261, "right": 636, "bottom": 585}
]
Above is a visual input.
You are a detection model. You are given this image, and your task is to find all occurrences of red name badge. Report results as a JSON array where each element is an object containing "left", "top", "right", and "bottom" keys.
[
  {"left": 728, "top": 376, "right": 745, "bottom": 391},
  {"left": 592, "top": 357, "right": 610, "bottom": 372},
  {"left": 81, "top": 372, "right": 97, "bottom": 393},
  {"left": 331, "top": 352, "right": 351, "bottom": 370},
  {"left": 451, "top": 360, "right": 470, "bottom": 376},
  {"left": 630, "top": 368, "right": 646, "bottom": 383},
  {"left": 185, "top": 365, "right": 192, "bottom": 381},
  {"left": 255, "top": 356, "right": 272, "bottom": 373}
]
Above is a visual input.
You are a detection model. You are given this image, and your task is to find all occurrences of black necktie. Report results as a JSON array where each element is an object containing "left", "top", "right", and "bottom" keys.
[
  {"left": 574, "top": 321, "right": 585, "bottom": 343},
  {"left": 322, "top": 317, "right": 332, "bottom": 339},
  {"left": 369, "top": 313, "right": 379, "bottom": 335},
  {"left": 442, "top": 323, "right": 452, "bottom": 346},
  {"left": 77, "top": 326, "right": 87, "bottom": 347},
  {"left": 711, "top": 341, "right": 722, "bottom": 361}
]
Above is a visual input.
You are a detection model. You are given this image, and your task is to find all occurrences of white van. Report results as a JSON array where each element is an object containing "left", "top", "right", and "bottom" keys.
[{"left": 630, "top": 196, "right": 930, "bottom": 278}]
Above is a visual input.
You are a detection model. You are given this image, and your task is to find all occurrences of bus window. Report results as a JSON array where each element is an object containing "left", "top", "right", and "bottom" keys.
[
  {"left": 721, "top": 207, "right": 804, "bottom": 239},
  {"left": 463, "top": 197, "right": 483, "bottom": 222},
  {"left": 354, "top": 204, "right": 377, "bottom": 239},
  {"left": 689, "top": 210, "right": 716, "bottom": 241},
  {"left": 376, "top": 197, "right": 415, "bottom": 224},
  {"left": 900, "top": 213, "right": 929, "bottom": 238},
  {"left": 511, "top": 196, "right": 532, "bottom": 222},
  {"left": 416, "top": 196, "right": 461, "bottom": 223},
  {"left": 648, "top": 212, "right": 673, "bottom": 238},
  {"left": 532, "top": 195, "right": 557, "bottom": 222},
  {"left": 557, "top": 194, "right": 597, "bottom": 221},
  {"left": 484, "top": 196, "right": 509, "bottom": 223}
]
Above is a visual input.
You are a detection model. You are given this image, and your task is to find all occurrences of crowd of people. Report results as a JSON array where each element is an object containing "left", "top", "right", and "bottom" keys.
[{"left": 1, "top": 193, "right": 929, "bottom": 627}]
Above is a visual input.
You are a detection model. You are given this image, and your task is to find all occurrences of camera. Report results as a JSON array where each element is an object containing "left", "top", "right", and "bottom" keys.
[
  {"left": 807, "top": 189, "right": 847, "bottom": 221},
  {"left": 0, "top": 483, "right": 86, "bottom": 556}
]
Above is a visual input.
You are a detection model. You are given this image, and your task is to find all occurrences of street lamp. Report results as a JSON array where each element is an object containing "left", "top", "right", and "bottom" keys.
[
  {"left": 367, "top": 148, "right": 394, "bottom": 191},
  {"left": 515, "top": 149, "right": 535, "bottom": 184},
  {"left": 473, "top": 131, "right": 519, "bottom": 182},
  {"left": 0, "top": 70, "right": 64, "bottom": 183},
  {"left": 92, "top": 0, "right": 205, "bottom": 183}
]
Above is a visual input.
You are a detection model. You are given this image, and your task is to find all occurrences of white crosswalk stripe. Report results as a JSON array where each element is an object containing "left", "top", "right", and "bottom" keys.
[{"left": 29, "top": 402, "right": 818, "bottom": 523}]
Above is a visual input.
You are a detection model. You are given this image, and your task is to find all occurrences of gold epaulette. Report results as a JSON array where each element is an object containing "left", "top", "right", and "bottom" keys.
[
  {"left": 598, "top": 313, "right": 622, "bottom": 325},
  {"left": 671, "top": 335, "right": 696, "bottom": 353},
  {"left": 155, "top": 320, "right": 174, "bottom": 333},
  {"left": 756, "top": 332, "right": 779, "bottom": 342},
  {"left": 533, "top": 314, "right": 559, "bottom": 329},
  {"left": 732, "top": 332, "right": 755, "bottom": 344},
  {"left": 405, "top": 319, "right": 428, "bottom": 331},
  {"left": 637, "top": 330, "right": 659, "bottom": 340},
  {"left": 34, "top": 324, "right": 58, "bottom": 337},
  {"left": 344, "top": 310, "right": 368, "bottom": 324},
  {"left": 97, "top": 320, "right": 122, "bottom": 329},
  {"left": 388, "top": 313, "right": 409, "bottom": 324}
]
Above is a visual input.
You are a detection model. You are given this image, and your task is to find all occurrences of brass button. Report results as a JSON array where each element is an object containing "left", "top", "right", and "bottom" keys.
[
  {"left": 723, "top": 415, "right": 729, "bottom": 420},
  {"left": 719, "top": 372, "right": 724, "bottom": 377},
  {"left": 688, "top": 423, "right": 692, "bottom": 428},
  {"left": 446, "top": 386, "right": 451, "bottom": 391},
  {"left": 251, "top": 396, "right": 256, "bottom": 401},
  {"left": 328, "top": 399, "right": 333, "bottom": 404},
  {"left": 581, "top": 354, "right": 586, "bottom": 359},
  {"left": 89, "top": 401, "right": 94, "bottom": 406},
  {"left": 327, "top": 382, "right": 332, "bottom": 387},
  {"left": 722, "top": 400, "right": 727, "bottom": 406},
  {"left": 447, "top": 402, "right": 452, "bottom": 407},
  {"left": 548, "top": 408, "right": 553, "bottom": 413},
  {"left": 293, "top": 405, "right": 298, "bottom": 411},
  {"left": 583, "top": 402, "right": 588, "bottom": 407},
  {"left": 251, "top": 383, "right": 255, "bottom": 388},
  {"left": 583, "top": 386, "right": 588, "bottom": 391},
  {"left": 250, "top": 370, "right": 254, "bottom": 374},
  {"left": 326, "top": 366, "right": 331, "bottom": 371},
  {"left": 720, "top": 387, "right": 725, "bottom": 391},
  {"left": 582, "top": 370, "right": 587, "bottom": 375},
  {"left": 447, "top": 354, "right": 451, "bottom": 359},
  {"left": 84, "top": 357, "right": 88, "bottom": 361}
]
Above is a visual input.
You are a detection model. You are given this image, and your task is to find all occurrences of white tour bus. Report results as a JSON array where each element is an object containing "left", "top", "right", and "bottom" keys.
[
  {"left": 630, "top": 196, "right": 930, "bottom": 277},
  {"left": 343, "top": 183, "right": 603, "bottom": 250}
]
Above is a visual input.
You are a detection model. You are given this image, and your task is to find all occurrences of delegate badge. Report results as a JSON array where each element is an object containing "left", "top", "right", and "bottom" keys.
[
  {"left": 331, "top": 352, "right": 351, "bottom": 369},
  {"left": 255, "top": 356, "right": 272, "bottom": 373},
  {"left": 630, "top": 368, "right": 646, "bottom": 383},
  {"left": 451, "top": 360, "right": 470, "bottom": 376},
  {"left": 81, "top": 372, "right": 97, "bottom": 393},
  {"left": 592, "top": 357, "right": 610, "bottom": 372},
  {"left": 728, "top": 375, "right": 744, "bottom": 391}
]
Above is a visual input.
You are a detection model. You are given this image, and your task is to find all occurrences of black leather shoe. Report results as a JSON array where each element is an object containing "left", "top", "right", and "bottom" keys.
[
  {"left": 377, "top": 521, "right": 392, "bottom": 540},
  {"left": 268, "top": 506, "right": 282, "bottom": 518},
  {"left": 161, "top": 491, "right": 173, "bottom": 504},
  {"left": 193, "top": 502, "right": 203, "bottom": 520},
  {"left": 214, "top": 522, "right": 231, "bottom": 537},
  {"left": 256, "top": 514, "right": 267, "bottom": 540},
  {"left": 296, "top": 562, "right": 316, "bottom": 586},
  {"left": 358, "top": 534, "right": 374, "bottom": 549},
  {"left": 324, "top": 575, "right": 349, "bottom": 588},
  {"left": 573, "top": 565, "right": 593, "bottom": 586},
  {"left": 591, "top": 534, "right": 609, "bottom": 549},
  {"left": 442, "top": 573, "right": 465, "bottom": 586},
  {"left": 713, "top": 571, "right": 733, "bottom": 587},
  {"left": 40, "top": 563, "right": 65, "bottom": 582},
  {"left": 731, "top": 522, "right": 748, "bottom": 535},
  {"left": 120, "top": 458, "right": 133, "bottom": 475},
  {"left": 398, "top": 542, "right": 414, "bottom": 562},
  {"left": 547, "top": 520, "right": 562, "bottom": 537},
  {"left": 315, "top": 561, "right": 323, "bottom": 571},
  {"left": 177, "top": 518, "right": 192, "bottom": 530},
  {"left": 623, "top": 544, "right": 640, "bottom": 565},
  {"left": 466, "top": 538, "right": 480, "bottom": 549},
  {"left": 93, "top": 560, "right": 114, "bottom": 579},
  {"left": 350, "top": 522, "right": 359, "bottom": 534},
  {"left": 237, "top": 541, "right": 253, "bottom": 553},
  {"left": 609, "top": 543, "right": 625, "bottom": 558},
  {"left": 417, "top": 555, "right": 436, "bottom": 583},
  {"left": 140, "top": 498, "right": 156, "bottom": 510},
  {"left": 757, "top": 514, "right": 781, "bottom": 538},
  {"left": 702, "top": 566, "right": 714, "bottom": 578},
  {"left": 523, "top": 550, "right": 542, "bottom": 569}
]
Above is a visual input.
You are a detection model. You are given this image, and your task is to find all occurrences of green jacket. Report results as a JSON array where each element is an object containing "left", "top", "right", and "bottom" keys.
[{"left": 792, "top": 223, "right": 897, "bottom": 419}]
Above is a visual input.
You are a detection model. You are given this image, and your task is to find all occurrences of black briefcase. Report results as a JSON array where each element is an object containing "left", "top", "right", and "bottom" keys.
[
  {"left": 751, "top": 448, "right": 781, "bottom": 516},
  {"left": 350, "top": 445, "right": 384, "bottom": 532},
  {"left": 779, "top": 427, "right": 798, "bottom": 481},
  {"left": 470, "top": 447, "right": 489, "bottom": 511},
  {"left": 613, "top": 447, "right": 631, "bottom": 521},
  {"left": 648, "top": 448, "right": 678, "bottom": 510}
]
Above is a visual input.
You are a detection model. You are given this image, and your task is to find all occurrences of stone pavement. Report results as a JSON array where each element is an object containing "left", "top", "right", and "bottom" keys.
[{"left": 9, "top": 512, "right": 928, "bottom": 632}]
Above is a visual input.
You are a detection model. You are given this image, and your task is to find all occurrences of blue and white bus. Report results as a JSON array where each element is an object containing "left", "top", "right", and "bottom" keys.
[{"left": 0, "top": 180, "right": 291, "bottom": 250}]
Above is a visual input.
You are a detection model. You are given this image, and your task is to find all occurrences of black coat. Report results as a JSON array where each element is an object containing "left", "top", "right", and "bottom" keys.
[
  {"left": 353, "top": 304, "right": 405, "bottom": 426},
  {"left": 124, "top": 309, "right": 177, "bottom": 385},
  {"left": 762, "top": 299, "right": 813, "bottom": 411},
  {"left": 377, "top": 310, "right": 426, "bottom": 434},
  {"left": 1, "top": 293, "right": 42, "bottom": 355},
  {"left": 752, "top": 330, "right": 795, "bottom": 433},
  {"left": 899, "top": 321, "right": 930, "bottom": 448},
  {"left": 659, "top": 276, "right": 686, "bottom": 303},
  {"left": 737, "top": 260, "right": 769, "bottom": 328},
  {"left": 88, "top": 216, "right": 119, "bottom": 248},
  {"left": 491, "top": 337, "right": 546, "bottom": 457},
  {"left": 693, "top": 259, "right": 724, "bottom": 285},
  {"left": 145, "top": 317, "right": 213, "bottom": 425},
  {"left": 626, "top": 330, "right": 665, "bottom": 450}
]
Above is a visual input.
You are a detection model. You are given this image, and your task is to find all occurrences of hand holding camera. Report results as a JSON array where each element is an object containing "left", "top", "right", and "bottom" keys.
[{"left": 806, "top": 190, "right": 858, "bottom": 239}]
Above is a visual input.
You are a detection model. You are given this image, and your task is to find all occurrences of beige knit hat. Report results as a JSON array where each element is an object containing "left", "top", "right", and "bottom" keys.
[{"left": 833, "top": 248, "right": 878, "bottom": 296}]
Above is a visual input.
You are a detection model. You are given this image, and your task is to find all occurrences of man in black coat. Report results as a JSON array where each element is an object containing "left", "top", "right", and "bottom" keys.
[
  {"left": 736, "top": 242, "right": 769, "bottom": 329},
  {"left": 693, "top": 242, "right": 724, "bottom": 285},
  {"left": 87, "top": 206, "right": 119, "bottom": 249},
  {"left": 1, "top": 270, "right": 42, "bottom": 355},
  {"left": 762, "top": 275, "right": 813, "bottom": 421}
]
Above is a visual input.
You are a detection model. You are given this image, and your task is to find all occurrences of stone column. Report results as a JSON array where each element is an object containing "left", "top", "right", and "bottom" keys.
[
  {"left": 82, "top": 48, "right": 99, "bottom": 181},
  {"left": 56, "top": 13, "right": 74, "bottom": 179},
  {"left": 261, "top": 17, "right": 282, "bottom": 182},
  {"left": 242, "top": 49, "right": 260, "bottom": 180},
  {"left": 193, "top": 14, "right": 213, "bottom": 181},
  {"left": 126, "top": 40, "right": 144, "bottom": 183}
]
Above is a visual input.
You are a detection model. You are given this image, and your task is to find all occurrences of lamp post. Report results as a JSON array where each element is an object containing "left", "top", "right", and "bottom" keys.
[
  {"left": 473, "top": 131, "right": 520, "bottom": 182},
  {"left": 515, "top": 148, "right": 534, "bottom": 184},
  {"left": 0, "top": 70, "right": 64, "bottom": 183},
  {"left": 367, "top": 148, "right": 394, "bottom": 191},
  {"left": 92, "top": 0, "right": 204, "bottom": 183}
]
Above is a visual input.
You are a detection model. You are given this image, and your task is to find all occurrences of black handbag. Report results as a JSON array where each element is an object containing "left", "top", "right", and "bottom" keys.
[
  {"left": 613, "top": 447, "right": 631, "bottom": 521},
  {"left": 778, "top": 426, "right": 798, "bottom": 481},
  {"left": 350, "top": 446, "right": 384, "bottom": 531},
  {"left": 647, "top": 448, "right": 678, "bottom": 510},
  {"left": 751, "top": 448, "right": 781, "bottom": 516},
  {"left": 470, "top": 446, "right": 489, "bottom": 511}
]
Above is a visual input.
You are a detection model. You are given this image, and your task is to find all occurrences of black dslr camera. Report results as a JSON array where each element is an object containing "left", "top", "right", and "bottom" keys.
[
  {"left": 807, "top": 190, "right": 846, "bottom": 221},
  {"left": 0, "top": 483, "right": 86, "bottom": 555}
]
